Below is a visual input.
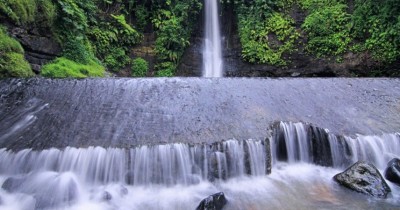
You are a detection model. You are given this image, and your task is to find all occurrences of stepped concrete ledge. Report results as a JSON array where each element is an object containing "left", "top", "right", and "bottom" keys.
[{"left": 0, "top": 78, "right": 399, "bottom": 150}]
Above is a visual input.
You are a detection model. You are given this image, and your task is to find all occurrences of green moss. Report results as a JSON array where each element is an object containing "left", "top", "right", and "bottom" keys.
[
  {"left": 131, "top": 57, "right": 148, "bottom": 77},
  {"left": 41, "top": 57, "right": 105, "bottom": 78},
  {"left": 0, "top": 26, "right": 33, "bottom": 78},
  {"left": 0, "top": 26, "right": 24, "bottom": 54},
  {"left": 0, "top": 52, "right": 34, "bottom": 78}
]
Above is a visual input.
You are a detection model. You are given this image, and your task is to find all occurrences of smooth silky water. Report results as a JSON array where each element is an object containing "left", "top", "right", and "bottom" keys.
[
  {"left": 0, "top": 122, "right": 399, "bottom": 210},
  {"left": 203, "top": 0, "right": 223, "bottom": 77}
]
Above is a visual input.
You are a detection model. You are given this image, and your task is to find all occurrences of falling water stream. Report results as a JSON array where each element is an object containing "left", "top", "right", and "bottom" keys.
[
  {"left": 0, "top": 122, "right": 399, "bottom": 210},
  {"left": 1, "top": 78, "right": 400, "bottom": 209},
  {"left": 203, "top": 0, "right": 223, "bottom": 77}
]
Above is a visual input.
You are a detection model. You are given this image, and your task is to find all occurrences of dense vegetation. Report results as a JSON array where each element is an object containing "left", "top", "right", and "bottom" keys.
[
  {"left": 234, "top": 0, "right": 400, "bottom": 66},
  {"left": 0, "top": 0, "right": 201, "bottom": 78},
  {"left": 0, "top": 0, "right": 398, "bottom": 77},
  {"left": 0, "top": 26, "right": 34, "bottom": 77}
]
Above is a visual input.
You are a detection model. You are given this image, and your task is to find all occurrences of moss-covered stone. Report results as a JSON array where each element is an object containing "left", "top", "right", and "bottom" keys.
[{"left": 41, "top": 57, "right": 105, "bottom": 78}]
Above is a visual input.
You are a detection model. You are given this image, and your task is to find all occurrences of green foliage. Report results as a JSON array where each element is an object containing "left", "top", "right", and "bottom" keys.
[
  {"left": 56, "top": 0, "right": 88, "bottom": 36},
  {"left": 301, "top": 0, "right": 352, "bottom": 57},
  {"left": 0, "top": 53, "right": 34, "bottom": 78},
  {"left": 0, "top": 26, "right": 34, "bottom": 78},
  {"left": 134, "top": 5, "right": 149, "bottom": 32},
  {"left": 131, "top": 57, "right": 148, "bottom": 77},
  {"left": 110, "top": 14, "right": 142, "bottom": 46},
  {"left": 155, "top": 62, "right": 175, "bottom": 77},
  {"left": 0, "top": 0, "right": 56, "bottom": 27},
  {"left": 36, "top": 0, "right": 57, "bottom": 26},
  {"left": 0, "top": 26, "right": 24, "bottom": 54},
  {"left": 352, "top": 0, "right": 400, "bottom": 63},
  {"left": 152, "top": 0, "right": 202, "bottom": 75},
  {"left": 41, "top": 57, "right": 104, "bottom": 78},
  {"left": 62, "top": 37, "right": 96, "bottom": 64},
  {"left": 236, "top": 0, "right": 299, "bottom": 65},
  {"left": 104, "top": 47, "right": 131, "bottom": 72},
  {"left": 0, "top": 0, "right": 37, "bottom": 25}
]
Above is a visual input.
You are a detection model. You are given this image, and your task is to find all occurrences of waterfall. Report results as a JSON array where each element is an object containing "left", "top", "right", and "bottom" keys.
[
  {"left": 1, "top": 122, "right": 400, "bottom": 209},
  {"left": 203, "top": 0, "right": 223, "bottom": 77},
  {"left": 271, "top": 121, "right": 400, "bottom": 169},
  {"left": 0, "top": 139, "right": 270, "bottom": 186}
]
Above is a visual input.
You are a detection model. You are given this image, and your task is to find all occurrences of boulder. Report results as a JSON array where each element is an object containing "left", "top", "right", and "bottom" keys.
[
  {"left": 2, "top": 176, "right": 25, "bottom": 193},
  {"left": 333, "top": 161, "right": 391, "bottom": 198},
  {"left": 101, "top": 191, "right": 112, "bottom": 201},
  {"left": 2, "top": 173, "right": 79, "bottom": 209},
  {"left": 384, "top": 158, "right": 400, "bottom": 186},
  {"left": 196, "top": 192, "right": 227, "bottom": 210}
]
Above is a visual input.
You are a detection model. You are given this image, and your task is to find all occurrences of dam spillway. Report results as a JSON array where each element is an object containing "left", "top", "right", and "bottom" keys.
[
  {"left": 0, "top": 78, "right": 399, "bottom": 150},
  {"left": 1, "top": 78, "right": 400, "bottom": 209}
]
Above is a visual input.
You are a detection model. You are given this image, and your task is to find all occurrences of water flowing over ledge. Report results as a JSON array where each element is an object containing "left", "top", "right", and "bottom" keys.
[
  {"left": 0, "top": 121, "right": 399, "bottom": 209},
  {"left": 1, "top": 78, "right": 400, "bottom": 209},
  {"left": 1, "top": 78, "right": 400, "bottom": 150}
]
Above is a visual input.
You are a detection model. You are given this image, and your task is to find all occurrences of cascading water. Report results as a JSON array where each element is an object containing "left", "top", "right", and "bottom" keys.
[
  {"left": 1, "top": 122, "right": 400, "bottom": 209},
  {"left": 271, "top": 121, "right": 400, "bottom": 169},
  {"left": 1, "top": 78, "right": 400, "bottom": 209},
  {"left": 0, "top": 139, "right": 271, "bottom": 209},
  {"left": 203, "top": 0, "right": 223, "bottom": 77}
]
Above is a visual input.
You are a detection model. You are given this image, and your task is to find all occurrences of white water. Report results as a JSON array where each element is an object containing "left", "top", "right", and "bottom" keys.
[
  {"left": 203, "top": 0, "right": 223, "bottom": 77},
  {"left": 272, "top": 122, "right": 400, "bottom": 169},
  {"left": 1, "top": 122, "right": 400, "bottom": 209}
]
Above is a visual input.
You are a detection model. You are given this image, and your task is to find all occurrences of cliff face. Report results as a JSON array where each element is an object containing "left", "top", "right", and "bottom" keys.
[
  {"left": 2, "top": 0, "right": 398, "bottom": 77},
  {"left": 1, "top": 18, "right": 62, "bottom": 73},
  {"left": 177, "top": 2, "right": 399, "bottom": 77}
]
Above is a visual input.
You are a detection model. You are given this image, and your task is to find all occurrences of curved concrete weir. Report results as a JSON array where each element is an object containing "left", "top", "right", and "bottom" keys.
[{"left": 0, "top": 78, "right": 400, "bottom": 150}]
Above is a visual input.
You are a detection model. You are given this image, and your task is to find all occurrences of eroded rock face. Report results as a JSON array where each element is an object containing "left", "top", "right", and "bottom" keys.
[
  {"left": 196, "top": 192, "right": 227, "bottom": 210},
  {"left": 384, "top": 158, "right": 400, "bottom": 186},
  {"left": 333, "top": 161, "right": 391, "bottom": 198}
]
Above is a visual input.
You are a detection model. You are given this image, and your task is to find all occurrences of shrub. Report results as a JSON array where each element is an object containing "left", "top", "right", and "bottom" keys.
[
  {"left": 301, "top": 1, "right": 352, "bottom": 57},
  {"left": 0, "top": 52, "right": 34, "bottom": 78},
  {"left": 62, "top": 37, "right": 96, "bottom": 64},
  {"left": 152, "top": 0, "right": 202, "bottom": 75},
  {"left": 131, "top": 57, "right": 148, "bottom": 77},
  {"left": 352, "top": 0, "right": 400, "bottom": 63},
  {"left": 155, "top": 62, "right": 175, "bottom": 77},
  {"left": 103, "top": 47, "right": 131, "bottom": 72},
  {"left": 41, "top": 57, "right": 104, "bottom": 78},
  {"left": 0, "top": 0, "right": 37, "bottom": 25},
  {"left": 238, "top": 12, "right": 299, "bottom": 65}
]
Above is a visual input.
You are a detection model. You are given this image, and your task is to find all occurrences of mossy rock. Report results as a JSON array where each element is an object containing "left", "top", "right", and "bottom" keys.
[
  {"left": 41, "top": 57, "right": 105, "bottom": 78},
  {"left": 0, "top": 52, "right": 34, "bottom": 78}
]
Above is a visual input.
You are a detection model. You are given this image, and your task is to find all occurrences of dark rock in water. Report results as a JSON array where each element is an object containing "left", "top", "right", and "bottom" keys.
[
  {"left": 333, "top": 161, "right": 391, "bottom": 198},
  {"left": 2, "top": 176, "right": 25, "bottom": 193},
  {"left": 309, "top": 125, "right": 333, "bottom": 166},
  {"left": 196, "top": 192, "right": 227, "bottom": 210},
  {"left": 120, "top": 186, "right": 129, "bottom": 196},
  {"left": 102, "top": 191, "right": 112, "bottom": 201},
  {"left": 125, "top": 171, "right": 134, "bottom": 185},
  {"left": 384, "top": 158, "right": 400, "bottom": 186}
]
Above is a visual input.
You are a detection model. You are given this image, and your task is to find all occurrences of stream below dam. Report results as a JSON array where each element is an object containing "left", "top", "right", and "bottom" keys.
[{"left": 0, "top": 78, "right": 400, "bottom": 209}]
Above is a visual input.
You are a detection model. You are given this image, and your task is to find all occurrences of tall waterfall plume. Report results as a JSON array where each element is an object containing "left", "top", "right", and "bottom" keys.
[{"left": 203, "top": 0, "right": 223, "bottom": 77}]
